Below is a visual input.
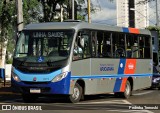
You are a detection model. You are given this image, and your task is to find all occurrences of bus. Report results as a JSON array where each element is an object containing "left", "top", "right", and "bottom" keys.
[{"left": 11, "top": 21, "right": 153, "bottom": 103}]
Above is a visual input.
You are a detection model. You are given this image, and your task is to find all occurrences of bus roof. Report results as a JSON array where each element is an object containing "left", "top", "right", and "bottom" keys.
[{"left": 24, "top": 22, "right": 151, "bottom": 35}]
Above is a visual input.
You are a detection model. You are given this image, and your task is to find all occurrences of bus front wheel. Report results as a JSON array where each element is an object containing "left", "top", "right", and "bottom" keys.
[
  {"left": 69, "top": 83, "right": 83, "bottom": 103},
  {"left": 122, "top": 81, "right": 131, "bottom": 99}
]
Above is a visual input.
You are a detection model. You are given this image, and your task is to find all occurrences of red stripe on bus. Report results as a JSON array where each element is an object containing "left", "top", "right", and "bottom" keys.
[
  {"left": 120, "top": 77, "right": 128, "bottom": 92},
  {"left": 129, "top": 28, "right": 140, "bottom": 34}
]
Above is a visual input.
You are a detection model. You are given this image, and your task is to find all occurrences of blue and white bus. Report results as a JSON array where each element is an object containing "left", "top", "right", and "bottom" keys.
[{"left": 11, "top": 21, "right": 152, "bottom": 103}]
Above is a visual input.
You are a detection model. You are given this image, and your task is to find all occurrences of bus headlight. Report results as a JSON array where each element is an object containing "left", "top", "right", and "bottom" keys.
[
  {"left": 153, "top": 78, "right": 160, "bottom": 83},
  {"left": 52, "top": 72, "right": 67, "bottom": 82},
  {"left": 11, "top": 72, "right": 21, "bottom": 82}
]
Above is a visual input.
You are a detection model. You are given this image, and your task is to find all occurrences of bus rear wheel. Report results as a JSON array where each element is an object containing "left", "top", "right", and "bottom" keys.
[
  {"left": 122, "top": 81, "right": 131, "bottom": 99},
  {"left": 69, "top": 83, "right": 83, "bottom": 103}
]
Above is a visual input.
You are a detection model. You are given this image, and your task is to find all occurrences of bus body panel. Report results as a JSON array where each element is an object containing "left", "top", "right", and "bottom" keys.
[
  {"left": 132, "top": 76, "right": 152, "bottom": 91},
  {"left": 70, "top": 58, "right": 152, "bottom": 95}
]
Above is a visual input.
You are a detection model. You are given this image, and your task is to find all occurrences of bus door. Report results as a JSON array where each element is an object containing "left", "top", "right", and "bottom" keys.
[{"left": 71, "top": 30, "right": 91, "bottom": 78}]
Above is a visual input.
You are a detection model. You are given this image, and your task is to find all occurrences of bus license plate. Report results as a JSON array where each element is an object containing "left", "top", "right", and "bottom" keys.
[{"left": 30, "top": 88, "right": 41, "bottom": 93}]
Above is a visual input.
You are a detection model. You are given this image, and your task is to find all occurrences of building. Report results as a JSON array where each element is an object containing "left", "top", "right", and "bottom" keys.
[{"left": 117, "top": 0, "right": 149, "bottom": 28}]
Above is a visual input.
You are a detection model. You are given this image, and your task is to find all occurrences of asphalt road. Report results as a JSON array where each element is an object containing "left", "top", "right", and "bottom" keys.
[{"left": 0, "top": 83, "right": 160, "bottom": 113}]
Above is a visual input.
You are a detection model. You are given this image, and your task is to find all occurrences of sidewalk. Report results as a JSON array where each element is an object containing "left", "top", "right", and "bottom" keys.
[
  {"left": 0, "top": 81, "right": 21, "bottom": 102},
  {"left": 0, "top": 81, "right": 12, "bottom": 94}
]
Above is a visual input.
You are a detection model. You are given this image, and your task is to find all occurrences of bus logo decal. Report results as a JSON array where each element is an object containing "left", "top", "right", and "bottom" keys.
[
  {"left": 100, "top": 64, "right": 114, "bottom": 71},
  {"left": 33, "top": 77, "right": 37, "bottom": 81},
  {"left": 120, "top": 63, "right": 123, "bottom": 68},
  {"left": 118, "top": 59, "right": 126, "bottom": 74},
  {"left": 37, "top": 56, "right": 44, "bottom": 62},
  {"left": 124, "top": 59, "right": 136, "bottom": 74},
  {"left": 128, "top": 63, "right": 134, "bottom": 69}
]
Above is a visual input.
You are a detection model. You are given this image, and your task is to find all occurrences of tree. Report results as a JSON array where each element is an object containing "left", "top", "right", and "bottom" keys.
[
  {"left": 23, "top": 0, "right": 41, "bottom": 24},
  {"left": 37, "top": 0, "right": 66, "bottom": 22},
  {"left": 37, "top": 0, "right": 86, "bottom": 22},
  {"left": 147, "top": 26, "right": 160, "bottom": 38},
  {"left": 37, "top": 0, "right": 104, "bottom": 22},
  {"left": 0, "top": 0, "right": 16, "bottom": 67}
]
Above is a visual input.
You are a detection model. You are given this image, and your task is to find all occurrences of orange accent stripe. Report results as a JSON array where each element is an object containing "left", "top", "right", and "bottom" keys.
[
  {"left": 120, "top": 78, "right": 128, "bottom": 92},
  {"left": 129, "top": 28, "right": 140, "bottom": 34}
]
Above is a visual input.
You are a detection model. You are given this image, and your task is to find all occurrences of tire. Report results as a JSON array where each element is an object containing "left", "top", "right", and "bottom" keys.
[
  {"left": 22, "top": 94, "right": 38, "bottom": 103},
  {"left": 69, "top": 83, "right": 83, "bottom": 103},
  {"left": 114, "top": 92, "right": 121, "bottom": 98},
  {"left": 122, "top": 81, "right": 131, "bottom": 99}
]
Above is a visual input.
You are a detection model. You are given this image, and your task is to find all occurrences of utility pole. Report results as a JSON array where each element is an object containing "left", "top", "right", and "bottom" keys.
[
  {"left": 156, "top": 0, "right": 159, "bottom": 26},
  {"left": 16, "top": 0, "right": 23, "bottom": 33},
  {"left": 88, "top": 0, "right": 91, "bottom": 23},
  {"left": 72, "top": 0, "right": 74, "bottom": 20},
  {"left": 60, "top": 4, "right": 63, "bottom": 22}
]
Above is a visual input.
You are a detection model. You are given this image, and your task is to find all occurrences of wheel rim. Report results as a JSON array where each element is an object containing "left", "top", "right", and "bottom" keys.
[
  {"left": 125, "top": 83, "right": 130, "bottom": 95},
  {"left": 72, "top": 87, "right": 80, "bottom": 100}
]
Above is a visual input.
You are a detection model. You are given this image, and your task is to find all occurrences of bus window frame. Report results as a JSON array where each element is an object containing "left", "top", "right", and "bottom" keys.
[{"left": 72, "top": 29, "right": 152, "bottom": 60}]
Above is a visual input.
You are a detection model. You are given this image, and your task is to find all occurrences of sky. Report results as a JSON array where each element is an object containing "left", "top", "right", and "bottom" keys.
[
  {"left": 84, "top": 0, "right": 160, "bottom": 27},
  {"left": 87, "top": 0, "right": 117, "bottom": 26}
]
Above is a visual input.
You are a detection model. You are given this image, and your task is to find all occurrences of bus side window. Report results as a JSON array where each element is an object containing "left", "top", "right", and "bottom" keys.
[
  {"left": 82, "top": 34, "right": 91, "bottom": 58},
  {"left": 102, "top": 32, "right": 112, "bottom": 58},
  {"left": 139, "top": 36, "right": 144, "bottom": 58},
  {"left": 131, "top": 35, "right": 139, "bottom": 58},
  {"left": 144, "top": 36, "right": 151, "bottom": 58},
  {"left": 113, "top": 33, "right": 125, "bottom": 58},
  {"left": 73, "top": 36, "right": 83, "bottom": 61},
  {"left": 97, "top": 32, "right": 103, "bottom": 57},
  {"left": 126, "top": 34, "right": 133, "bottom": 58},
  {"left": 91, "top": 31, "right": 97, "bottom": 57}
]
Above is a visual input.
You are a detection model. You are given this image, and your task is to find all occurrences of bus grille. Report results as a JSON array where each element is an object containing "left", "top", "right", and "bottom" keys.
[
  {"left": 22, "top": 81, "right": 49, "bottom": 85},
  {"left": 16, "top": 66, "right": 60, "bottom": 74}
]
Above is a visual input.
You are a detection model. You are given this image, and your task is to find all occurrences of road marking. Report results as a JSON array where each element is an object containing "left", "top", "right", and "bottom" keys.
[
  {"left": 133, "top": 91, "right": 153, "bottom": 96},
  {"left": 77, "top": 100, "right": 154, "bottom": 113},
  {"left": 77, "top": 100, "right": 132, "bottom": 104}
]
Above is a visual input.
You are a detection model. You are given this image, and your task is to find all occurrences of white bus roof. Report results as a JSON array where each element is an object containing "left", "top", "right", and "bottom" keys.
[{"left": 24, "top": 22, "right": 151, "bottom": 35}]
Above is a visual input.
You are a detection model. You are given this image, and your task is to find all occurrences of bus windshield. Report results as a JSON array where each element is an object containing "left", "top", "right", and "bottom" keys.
[{"left": 14, "top": 30, "right": 74, "bottom": 63}]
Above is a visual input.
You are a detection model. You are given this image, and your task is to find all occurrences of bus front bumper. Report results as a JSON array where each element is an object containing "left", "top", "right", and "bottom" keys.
[{"left": 11, "top": 78, "right": 70, "bottom": 95}]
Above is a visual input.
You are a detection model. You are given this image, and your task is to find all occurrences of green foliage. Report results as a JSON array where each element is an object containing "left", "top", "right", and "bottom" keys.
[
  {"left": 0, "top": 1, "right": 16, "bottom": 64},
  {"left": 6, "top": 58, "right": 12, "bottom": 64},
  {"left": 0, "top": 1, "right": 16, "bottom": 42},
  {"left": 147, "top": 26, "right": 160, "bottom": 38},
  {"left": 23, "top": 0, "right": 41, "bottom": 24},
  {"left": 37, "top": 0, "right": 86, "bottom": 22},
  {"left": 147, "top": 26, "right": 160, "bottom": 31},
  {"left": 38, "top": 0, "right": 66, "bottom": 22}
]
